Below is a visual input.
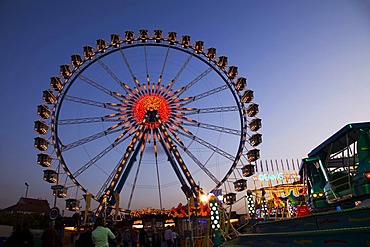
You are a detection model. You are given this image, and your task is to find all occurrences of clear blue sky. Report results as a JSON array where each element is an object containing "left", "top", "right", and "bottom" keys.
[{"left": 0, "top": 0, "right": 369, "bottom": 212}]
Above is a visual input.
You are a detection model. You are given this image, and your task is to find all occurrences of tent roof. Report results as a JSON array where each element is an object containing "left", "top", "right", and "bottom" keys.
[{"left": 3, "top": 197, "right": 50, "bottom": 214}]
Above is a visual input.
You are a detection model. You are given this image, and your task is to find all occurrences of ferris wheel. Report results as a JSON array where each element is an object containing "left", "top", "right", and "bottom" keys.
[{"left": 34, "top": 29, "right": 262, "bottom": 217}]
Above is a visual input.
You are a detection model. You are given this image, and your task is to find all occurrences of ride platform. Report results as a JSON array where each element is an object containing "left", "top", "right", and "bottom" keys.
[{"left": 223, "top": 205, "right": 370, "bottom": 246}]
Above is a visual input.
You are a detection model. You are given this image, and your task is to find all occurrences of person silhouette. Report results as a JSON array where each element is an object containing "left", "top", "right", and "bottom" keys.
[{"left": 41, "top": 222, "right": 60, "bottom": 247}]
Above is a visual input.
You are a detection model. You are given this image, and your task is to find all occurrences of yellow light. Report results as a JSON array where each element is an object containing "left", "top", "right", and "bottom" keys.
[
  {"left": 64, "top": 226, "right": 77, "bottom": 231},
  {"left": 200, "top": 194, "right": 209, "bottom": 204}
]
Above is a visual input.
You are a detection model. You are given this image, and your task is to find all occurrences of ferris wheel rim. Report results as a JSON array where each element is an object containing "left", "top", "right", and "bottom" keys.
[{"left": 40, "top": 30, "right": 256, "bottom": 209}]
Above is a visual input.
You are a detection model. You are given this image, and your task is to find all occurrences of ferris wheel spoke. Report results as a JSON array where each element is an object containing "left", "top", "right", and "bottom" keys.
[
  {"left": 180, "top": 118, "right": 241, "bottom": 136},
  {"left": 160, "top": 53, "right": 193, "bottom": 95},
  {"left": 181, "top": 106, "right": 239, "bottom": 116},
  {"left": 156, "top": 45, "right": 170, "bottom": 87},
  {"left": 78, "top": 75, "right": 123, "bottom": 101},
  {"left": 175, "top": 67, "right": 213, "bottom": 98},
  {"left": 166, "top": 53, "right": 193, "bottom": 93},
  {"left": 177, "top": 129, "right": 236, "bottom": 162},
  {"left": 144, "top": 45, "right": 149, "bottom": 77},
  {"left": 153, "top": 136, "right": 163, "bottom": 209},
  {"left": 58, "top": 115, "right": 121, "bottom": 125},
  {"left": 159, "top": 181, "right": 179, "bottom": 188},
  {"left": 180, "top": 84, "right": 229, "bottom": 106},
  {"left": 61, "top": 127, "right": 124, "bottom": 152},
  {"left": 119, "top": 48, "right": 140, "bottom": 88},
  {"left": 233, "top": 166, "right": 244, "bottom": 179},
  {"left": 64, "top": 95, "right": 121, "bottom": 112},
  {"left": 73, "top": 129, "right": 133, "bottom": 178},
  {"left": 171, "top": 136, "right": 221, "bottom": 185},
  {"left": 143, "top": 45, "right": 152, "bottom": 94},
  {"left": 97, "top": 59, "right": 132, "bottom": 94}
]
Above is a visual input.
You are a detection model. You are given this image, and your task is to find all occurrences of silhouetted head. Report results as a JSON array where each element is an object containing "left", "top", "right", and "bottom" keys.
[{"left": 94, "top": 217, "right": 104, "bottom": 228}]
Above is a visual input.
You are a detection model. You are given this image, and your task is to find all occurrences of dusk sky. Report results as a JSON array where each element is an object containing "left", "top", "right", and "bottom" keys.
[{"left": 1, "top": 0, "right": 369, "bottom": 214}]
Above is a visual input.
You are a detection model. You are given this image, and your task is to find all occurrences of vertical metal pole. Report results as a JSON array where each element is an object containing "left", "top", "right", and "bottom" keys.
[
  {"left": 21, "top": 183, "right": 29, "bottom": 226},
  {"left": 188, "top": 197, "right": 193, "bottom": 247},
  {"left": 25, "top": 183, "right": 29, "bottom": 198}
]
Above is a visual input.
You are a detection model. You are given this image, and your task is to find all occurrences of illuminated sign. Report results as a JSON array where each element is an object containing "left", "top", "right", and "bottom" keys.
[
  {"left": 258, "top": 173, "right": 284, "bottom": 182},
  {"left": 253, "top": 171, "right": 300, "bottom": 182}
]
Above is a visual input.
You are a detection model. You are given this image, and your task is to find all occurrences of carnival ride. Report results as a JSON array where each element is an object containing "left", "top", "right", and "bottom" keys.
[
  {"left": 300, "top": 121, "right": 370, "bottom": 211},
  {"left": 34, "top": 29, "right": 263, "bottom": 224},
  {"left": 222, "top": 159, "right": 306, "bottom": 223},
  {"left": 225, "top": 122, "right": 370, "bottom": 246},
  {"left": 244, "top": 122, "right": 370, "bottom": 222}
]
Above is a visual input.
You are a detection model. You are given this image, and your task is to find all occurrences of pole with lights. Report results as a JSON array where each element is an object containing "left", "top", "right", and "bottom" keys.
[
  {"left": 246, "top": 190, "right": 256, "bottom": 219},
  {"left": 209, "top": 195, "right": 221, "bottom": 246}
]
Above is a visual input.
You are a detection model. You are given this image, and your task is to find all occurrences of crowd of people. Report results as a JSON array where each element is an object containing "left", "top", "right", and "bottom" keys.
[
  {"left": 5, "top": 220, "right": 181, "bottom": 247},
  {"left": 5, "top": 221, "right": 61, "bottom": 247},
  {"left": 4, "top": 223, "right": 34, "bottom": 247},
  {"left": 71, "top": 221, "right": 180, "bottom": 247}
]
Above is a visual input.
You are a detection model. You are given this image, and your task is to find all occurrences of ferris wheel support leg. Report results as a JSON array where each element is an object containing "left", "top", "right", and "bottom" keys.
[
  {"left": 94, "top": 137, "right": 145, "bottom": 220},
  {"left": 157, "top": 124, "right": 200, "bottom": 198},
  {"left": 157, "top": 129, "right": 196, "bottom": 199}
]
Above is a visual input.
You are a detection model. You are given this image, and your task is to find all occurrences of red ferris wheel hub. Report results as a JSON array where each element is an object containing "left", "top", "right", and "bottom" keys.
[{"left": 132, "top": 93, "right": 171, "bottom": 128}]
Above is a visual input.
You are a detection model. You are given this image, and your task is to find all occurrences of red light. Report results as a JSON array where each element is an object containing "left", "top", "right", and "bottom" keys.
[
  {"left": 365, "top": 172, "right": 370, "bottom": 179},
  {"left": 131, "top": 94, "right": 171, "bottom": 129}
]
